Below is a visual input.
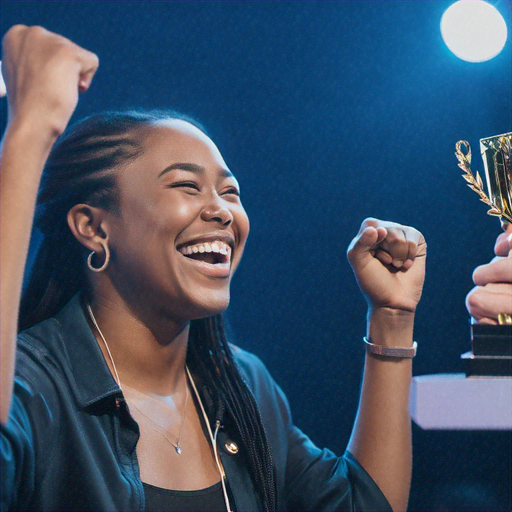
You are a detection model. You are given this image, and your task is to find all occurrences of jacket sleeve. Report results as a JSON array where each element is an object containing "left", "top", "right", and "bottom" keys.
[
  {"left": 1, "top": 341, "right": 60, "bottom": 512},
  {"left": 283, "top": 393, "right": 392, "bottom": 511},
  {"left": 234, "top": 348, "right": 392, "bottom": 512},
  {"left": 1, "top": 380, "right": 36, "bottom": 512}
]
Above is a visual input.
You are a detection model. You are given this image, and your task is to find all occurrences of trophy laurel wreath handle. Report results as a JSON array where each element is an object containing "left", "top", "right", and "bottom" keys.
[{"left": 455, "top": 139, "right": 509, "bottom": 220}]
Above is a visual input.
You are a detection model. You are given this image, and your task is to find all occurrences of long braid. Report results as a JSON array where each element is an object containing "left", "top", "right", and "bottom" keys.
[{"left": 189, "top": 316, "right": 278, "bottom": 511}]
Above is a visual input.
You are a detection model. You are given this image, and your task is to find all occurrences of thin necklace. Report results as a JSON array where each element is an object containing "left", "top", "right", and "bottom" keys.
[
  {"left": 126, "top": 385, "right": 189, "bottom": 455},
  {"left": 86, "top": 302, "right": 189, "bottom": 455}
]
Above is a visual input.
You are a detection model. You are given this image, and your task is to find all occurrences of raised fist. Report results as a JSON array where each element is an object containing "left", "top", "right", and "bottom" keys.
[{"left": 1, "top": 25, "right": 99, "bottom": 138}]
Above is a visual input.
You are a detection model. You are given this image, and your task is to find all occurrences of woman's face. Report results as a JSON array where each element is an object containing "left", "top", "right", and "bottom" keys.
[{"left": 105, "top": 119, "right": 250, "bottom": 320}]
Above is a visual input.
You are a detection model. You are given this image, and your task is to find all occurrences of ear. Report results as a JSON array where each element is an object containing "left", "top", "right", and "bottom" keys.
[{"left": 67, "top": 204, "right": 109, "bottom": 253}]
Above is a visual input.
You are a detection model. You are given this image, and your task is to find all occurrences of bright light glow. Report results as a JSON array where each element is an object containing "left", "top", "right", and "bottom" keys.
[{"left": 441, "top": 0, "right": 508, "bottom": 62}]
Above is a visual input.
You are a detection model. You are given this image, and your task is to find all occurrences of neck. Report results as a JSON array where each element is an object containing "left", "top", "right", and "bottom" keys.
[{"left": 86, "top": 291, "right": 190, "bottom": 395}]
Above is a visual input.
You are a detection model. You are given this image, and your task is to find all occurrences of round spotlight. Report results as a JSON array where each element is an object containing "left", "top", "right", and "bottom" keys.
[{"left": 441, "top": 0, "right": 508, "bottom": 63}]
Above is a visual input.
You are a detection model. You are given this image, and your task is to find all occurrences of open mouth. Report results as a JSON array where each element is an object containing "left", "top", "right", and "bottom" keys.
[{"left": 178, "top": 241, "right": 232, "bottom": 266}]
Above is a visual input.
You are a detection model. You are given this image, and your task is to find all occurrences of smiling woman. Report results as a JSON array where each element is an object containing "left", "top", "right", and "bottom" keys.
[
  {"left": 1, "top": 26, "right": 426, "bottom": 512},
  {"left": 14, "top": 110, "right": 269, "bottom": 510}
]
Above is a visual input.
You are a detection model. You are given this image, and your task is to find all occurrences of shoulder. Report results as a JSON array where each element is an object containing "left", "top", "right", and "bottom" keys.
[
  {"left": 18, "top": 315, "right": 65, "bottom": 358},
  {"left": 5, "top": 319, "right": 65, "bottom": 464},
  {"left": 229, "top": 344, "right": 292, "bottom": 423},
  {"left": 13, "top": 317, "right": 69, "bottom": 429},
  {"left": 230, "top": 344, "right": 275, "bottom": 392},
  {"left": 16, "top": 316, "right": 66, "bottom": 390},
  {"left": 15, "top": 294, "right": 118, "bottom": 411},
  {"left": 15, "top": 311, "right": 76, "bottom": 408},
  {"left": 18, "top": 293, "right": 87, "bottom": 366}
]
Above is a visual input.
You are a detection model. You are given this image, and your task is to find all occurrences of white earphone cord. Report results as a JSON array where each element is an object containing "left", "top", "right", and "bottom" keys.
[
  {"left": 186, "top": 366, "right": 233, "bottom": 512},
  {"left": 88, "top": 303, "right": 232, "bottom": 511}
]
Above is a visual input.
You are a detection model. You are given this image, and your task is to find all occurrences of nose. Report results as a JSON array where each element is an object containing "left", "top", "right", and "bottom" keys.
[{"left": 200, "top": 198, "right": 233, "bottom": 226}]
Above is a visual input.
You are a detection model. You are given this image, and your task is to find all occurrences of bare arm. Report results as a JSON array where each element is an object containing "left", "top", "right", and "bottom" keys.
[
  {"left": 0, "top": 26, "right": 98, "bottom": 424},
  {"left": 346, "top": 219, "right": 426, "bottom": 512},
  {"left": 348, "top": 310, "right": 414, "bottom": 512},
  {"left": 0, "top": 122, "right": 54, "bottom": 424}
]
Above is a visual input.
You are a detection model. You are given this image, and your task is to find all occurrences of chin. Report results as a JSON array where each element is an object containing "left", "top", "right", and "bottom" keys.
[{"left": 187, "top": 291, "right": 231, "bottom": 320}]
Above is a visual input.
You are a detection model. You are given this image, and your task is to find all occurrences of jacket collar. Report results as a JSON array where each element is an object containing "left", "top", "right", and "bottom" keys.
[
  {"left": 51, "top": 293, "right": 219, "bottom": 422},
  {"left": 54, "top": 293, "right": 121, "bottom": 410}
]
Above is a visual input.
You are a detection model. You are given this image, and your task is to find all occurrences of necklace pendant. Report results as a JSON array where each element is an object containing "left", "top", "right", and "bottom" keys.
[{"left": 175, "top": 446, "right": 182, "bottom": 455}]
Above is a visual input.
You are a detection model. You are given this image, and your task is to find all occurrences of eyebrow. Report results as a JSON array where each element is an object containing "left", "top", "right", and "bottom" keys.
[{"left": 157, "top": 162, "right": 234, "bottom": 179}]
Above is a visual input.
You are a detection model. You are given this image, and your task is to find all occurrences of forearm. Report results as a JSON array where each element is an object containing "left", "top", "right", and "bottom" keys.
[
  {"left": 0, "top": 121, "right": 55, "bottom": 423},
  {"left": 0, "top": 25, "right": 99, "bottom": 424},
  {"left": 347, "top": 308, "right": 414, "bottom": 512}
]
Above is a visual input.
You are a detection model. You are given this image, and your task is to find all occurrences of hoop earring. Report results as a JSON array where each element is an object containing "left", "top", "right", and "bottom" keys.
[{"left": 87, "top": 245, "right": 110, "bottom": 273}]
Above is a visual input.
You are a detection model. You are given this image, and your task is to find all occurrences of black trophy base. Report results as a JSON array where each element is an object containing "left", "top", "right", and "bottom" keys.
[
  {"left": 471, "top": 323, "right": 512, "bottom": 356},
  {"left": 461, "top": 351, "right": 512, "bottom": 377}
]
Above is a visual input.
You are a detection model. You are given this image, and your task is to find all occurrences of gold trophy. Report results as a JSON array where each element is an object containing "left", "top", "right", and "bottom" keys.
[
  {"left": 456, "top": 133, "right": 512, "bottom": 224},
  {"left": 455, "top": 132, "right": 512, "bottom": 377}
]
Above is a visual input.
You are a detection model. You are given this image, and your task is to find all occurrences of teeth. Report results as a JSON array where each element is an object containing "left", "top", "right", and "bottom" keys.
[{"left": 179, "top": 240, "right": 232, "bottom": 257}]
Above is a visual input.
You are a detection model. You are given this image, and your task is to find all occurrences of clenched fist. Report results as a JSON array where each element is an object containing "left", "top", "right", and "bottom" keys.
[
  {"left": 347, "top": 218, "right": 426, "bottom": 314},
  {"left": 1, "top": 25, "right": 98, "bottom": 139}
]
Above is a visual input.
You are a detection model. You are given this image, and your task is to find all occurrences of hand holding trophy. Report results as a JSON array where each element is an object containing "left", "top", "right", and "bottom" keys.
[
  {"left": 410, "top": 134, "right": 511, "bottom": 429},
  {"left": 455, "top": 133, "right": 512, "bottom": 376}
]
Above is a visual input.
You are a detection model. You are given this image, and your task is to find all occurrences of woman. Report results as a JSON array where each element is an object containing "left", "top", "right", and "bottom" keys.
[{"left": 0, "top": 26, "right": 426, "bottom": 512}]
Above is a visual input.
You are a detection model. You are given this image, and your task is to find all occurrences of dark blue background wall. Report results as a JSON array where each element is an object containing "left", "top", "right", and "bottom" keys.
[{"left": 1, "top": 0, "right": 511, "bottom": 509}]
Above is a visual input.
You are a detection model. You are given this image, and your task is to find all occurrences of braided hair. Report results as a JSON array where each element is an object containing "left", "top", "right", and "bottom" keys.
[{"left": 19, "top": 110, "right": 278, "bottom": 511}]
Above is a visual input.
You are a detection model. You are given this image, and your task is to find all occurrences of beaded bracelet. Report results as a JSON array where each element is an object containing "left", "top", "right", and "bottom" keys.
[{"left": 363, "top": 337, "right": 417, "bottom": 358}]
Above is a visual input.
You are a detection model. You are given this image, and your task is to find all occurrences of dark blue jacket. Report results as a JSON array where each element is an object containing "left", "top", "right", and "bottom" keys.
[{"left": 1, "top": 294, "right": 391, "bottom": 511}]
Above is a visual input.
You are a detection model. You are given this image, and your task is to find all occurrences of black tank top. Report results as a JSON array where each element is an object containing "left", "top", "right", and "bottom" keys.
[{"left": 143, "top": 481, "right": 227, "bottom": 512}]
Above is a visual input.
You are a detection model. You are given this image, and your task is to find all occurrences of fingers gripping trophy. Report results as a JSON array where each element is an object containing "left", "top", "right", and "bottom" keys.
[{"left": 455, "top": 133, "right": 512, "bottom": 377}]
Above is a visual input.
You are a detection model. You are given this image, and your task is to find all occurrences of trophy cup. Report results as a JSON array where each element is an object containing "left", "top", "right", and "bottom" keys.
[{"left": 455, "top": 132, "right": 512, "bottom": 377}]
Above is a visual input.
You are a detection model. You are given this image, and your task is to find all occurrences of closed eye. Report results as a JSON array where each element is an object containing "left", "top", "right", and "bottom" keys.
[
  {"left": 168, "top": 182, "right": 200, "bottom": 191},
  {"left": 222, "top": 187, "right": 240, "bottom": 197}
]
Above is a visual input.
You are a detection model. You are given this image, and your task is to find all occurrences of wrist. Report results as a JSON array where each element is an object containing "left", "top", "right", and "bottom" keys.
[
  {"left": 4, "top": 115, "right": 60, "bottom": 156},
  {"left": 1, "top": 121, "right": 55, "bottom": 195},
  {"left": 367, "top": 307, "right": 415, "bottom": 347}
]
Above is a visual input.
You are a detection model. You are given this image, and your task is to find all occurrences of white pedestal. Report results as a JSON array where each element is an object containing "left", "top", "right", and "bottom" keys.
[{"left": 410, "top": 373, "right": 512, "bottom": 430}]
